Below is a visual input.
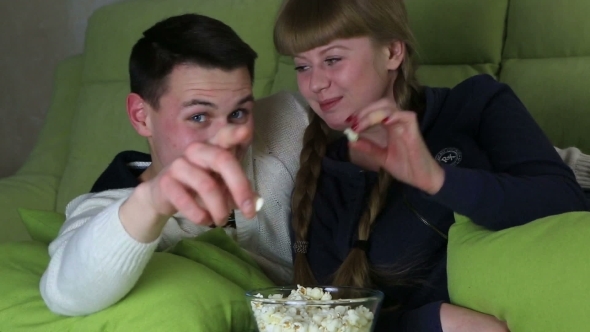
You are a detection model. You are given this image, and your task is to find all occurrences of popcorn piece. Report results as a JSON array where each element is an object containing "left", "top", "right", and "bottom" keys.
[
  {"left": 321, "top": 292, "right": 333, "bottom": 301},
  {"left": 255, "top": 196, "right": 264, "bottom": 212},
  {"left": 324, "top": 318, "right": 342, "bottom": 332},
  {"left": 343, "top": 128, "right": 359, "bottom": 142},
  {"left": 309, "top": 287, "right": 324, "bottom": 300}
]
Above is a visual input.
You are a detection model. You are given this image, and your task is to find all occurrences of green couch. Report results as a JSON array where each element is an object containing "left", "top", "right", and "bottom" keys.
[{"left": 2, "top": 0, "right": 590, "bottom": 244}]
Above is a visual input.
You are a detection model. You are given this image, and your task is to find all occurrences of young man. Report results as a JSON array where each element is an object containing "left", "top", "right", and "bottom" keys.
[{"left": 40, "top": 13, "right": 307, "bottom": 316}]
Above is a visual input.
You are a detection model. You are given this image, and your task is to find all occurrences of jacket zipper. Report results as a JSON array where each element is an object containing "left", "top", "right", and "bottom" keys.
[{"left": 403, "top": 195, "right": 448, "bottom": 240}]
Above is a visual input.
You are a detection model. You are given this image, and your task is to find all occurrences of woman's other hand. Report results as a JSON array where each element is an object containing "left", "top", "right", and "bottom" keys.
[
  {"left": 347, "top": 98, "right": 445, "bottom": 195},
  {"left": 440, "top": 303, "right": 510, "bottom": 332}
]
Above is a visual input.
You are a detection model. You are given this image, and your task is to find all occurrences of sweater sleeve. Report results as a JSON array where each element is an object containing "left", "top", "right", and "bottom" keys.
[
  {"left": 430, "top": 81, "right": 589, "bottom": 230},
  {"left": 40, "top": 190, "right": 159, "bottom": 316},
  {"left": 555, "top": 146, "right": 590, "bottom": 189},
  {"left": 238, "top": 91, "right": 309, "bottom": 285}
]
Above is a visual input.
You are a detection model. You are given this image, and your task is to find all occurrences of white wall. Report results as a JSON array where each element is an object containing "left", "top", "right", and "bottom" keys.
[{"left": 0, "top": 0, "right": 124, "bottom": 177}]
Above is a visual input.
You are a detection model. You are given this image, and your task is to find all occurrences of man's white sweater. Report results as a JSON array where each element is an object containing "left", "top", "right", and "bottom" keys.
[{"left": 40, "top": 92, "right": 310, "bottom": 316}]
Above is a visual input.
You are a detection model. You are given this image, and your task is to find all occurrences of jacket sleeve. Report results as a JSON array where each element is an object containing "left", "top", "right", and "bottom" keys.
[{"left": 430, "top": 78, "right": 589, "bottom": 230}]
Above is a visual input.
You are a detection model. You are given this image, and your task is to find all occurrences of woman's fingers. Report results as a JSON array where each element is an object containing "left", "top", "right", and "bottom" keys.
[
  {"left": 349, "top": 138, "right": 387, "bottom": 162},
  {"left": 347, "top": 99, "right": 401, "bottom": 132},
  {"left": 351, "top": 109, "right": 391, "bottom": 132},
  {"left": 347, "top": 108, "right": 417, "bottom": 142}
]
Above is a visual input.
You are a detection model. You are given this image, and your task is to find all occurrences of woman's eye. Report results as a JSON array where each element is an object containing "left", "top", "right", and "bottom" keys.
[
  {"left": 294, "top": 65, "right": 309, "bottom": 72},
  {"left": 229, "top": 109, "right": 249, "bottom": 122},
  {"left": 325, "top": 57, "right": 341, "bottom": 65},
  {"left": 190, "top": 114, "right": 207, "bottom": 123}
]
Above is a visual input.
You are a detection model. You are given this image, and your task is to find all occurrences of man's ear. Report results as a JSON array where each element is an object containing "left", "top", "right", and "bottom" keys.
[
  {"left": 127, "top": 93, "right": 152, "bottom": 137},
  {"left": 384, "top": 40, "right": 405, "bottom": 71}
]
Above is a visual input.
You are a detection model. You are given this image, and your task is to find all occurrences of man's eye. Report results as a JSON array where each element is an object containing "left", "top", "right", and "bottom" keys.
[
  {"left": 190, "top": 114, "right": 207, "bottom": 123},
  {"left": 230, "top": 109, "right": 249, "bottom": 121}
]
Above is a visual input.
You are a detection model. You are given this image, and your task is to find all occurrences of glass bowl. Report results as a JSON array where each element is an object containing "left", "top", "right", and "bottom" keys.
[{"left": 245, "top": 285, "right": 384, "bottom": 332}]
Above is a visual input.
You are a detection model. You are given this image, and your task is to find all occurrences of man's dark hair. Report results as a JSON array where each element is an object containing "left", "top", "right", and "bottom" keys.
[{"left": 129, "top": 13, "right": 258, "bottom": 108}]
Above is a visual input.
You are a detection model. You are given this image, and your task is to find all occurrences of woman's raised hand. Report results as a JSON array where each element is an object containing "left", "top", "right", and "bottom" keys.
[{"left": 347, "top": 98, "right": 445, "bottom": 195}]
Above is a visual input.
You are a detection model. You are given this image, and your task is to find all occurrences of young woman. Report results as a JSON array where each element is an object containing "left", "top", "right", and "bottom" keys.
[{"left": 274, "top": 0, "right": 590, "bottom": 331}]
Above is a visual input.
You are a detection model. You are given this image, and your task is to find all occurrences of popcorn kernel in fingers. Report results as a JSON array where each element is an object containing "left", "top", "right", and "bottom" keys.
[
  {"left": 368, "top": 109, "right": 396, "bottom": 125},
  {"left": 255, "top": 196, "right": 264, "bottom": 212},
  {"left": 343, "top": 128, "right": 359, "bottom": 142}
]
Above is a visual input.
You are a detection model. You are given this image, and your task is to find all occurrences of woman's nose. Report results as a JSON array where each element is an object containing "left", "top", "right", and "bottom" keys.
[{"left": 309, "top": 68, "right": 330, "bottom": 93}]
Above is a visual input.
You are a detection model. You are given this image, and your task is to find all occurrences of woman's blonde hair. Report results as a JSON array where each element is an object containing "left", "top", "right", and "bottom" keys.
[{"left": 274, "top": 0, "right": 423, "bottom": 288}]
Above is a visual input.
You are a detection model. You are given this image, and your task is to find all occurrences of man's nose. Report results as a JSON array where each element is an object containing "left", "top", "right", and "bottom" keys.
[{"left": 310, "top": 68, "right": 330, "bottom": 93}]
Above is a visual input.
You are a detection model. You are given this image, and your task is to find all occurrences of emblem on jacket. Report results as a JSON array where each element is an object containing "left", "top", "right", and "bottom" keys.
[{"left": 435, "top": 147, "right": 462, "bottom": 166}]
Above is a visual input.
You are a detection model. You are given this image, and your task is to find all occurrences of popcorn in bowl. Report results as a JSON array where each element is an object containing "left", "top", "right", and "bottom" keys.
[{"left": 246, "top": 285, "right": 384, "bottom": 332}]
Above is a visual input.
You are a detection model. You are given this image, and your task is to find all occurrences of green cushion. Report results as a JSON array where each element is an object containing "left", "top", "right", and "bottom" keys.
[
  {"left": 448, "top": 212, "right": 590, "bottom": 332},
  {"left": 0, "top": 56, "right": 84, "bottom": 244},
  {"left": 82, "top": 0, "right": 282, "bottom": 98},
  {"left": 503, "top": 0, "right": 590, "bottom": 59},
  {"left": 500, "top": 0, "right": 590, "bottom": 153},
  {"left": 270, "top": 56, "right": 298, "bottom": 94},
  {"left": 0, "top": 228, "right": 273, "bottom": 332},
  {"left": 407, "top": 0, "right": 507, "bottom": 86},
  {"left": 406, "top": 0, "right": 508, "bottom": 65},
  {"left": 500, "top": 58, "right": 590, "bottom": 152},
  {"left": 56, "top": 82, "right": 149, "bottom": 211},
  {"left": 19, "top": 55, "right": 84, "bottom": 178},
  {"left": 0, "top": 176, "right": 60, "bottom": 243},
  {"left": 417, "top": 64, "right": 498, "bottom": 88},
  {"left": 168, "top": 230, "right": 271, "bottom": 291},
  {"left": 17, "top": 209, "right": 64, "bottom": 245}
]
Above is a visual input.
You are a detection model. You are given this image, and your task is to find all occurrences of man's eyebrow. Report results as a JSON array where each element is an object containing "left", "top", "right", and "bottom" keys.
[
  {"left": 237, "top": 94, "right": 254, "bottom": 105},
  {"left": 182, "top": 99, "right": 217, "bottom": 109},
  {"left": 181, "top": 95, "right": 254, "bottom": 109}
]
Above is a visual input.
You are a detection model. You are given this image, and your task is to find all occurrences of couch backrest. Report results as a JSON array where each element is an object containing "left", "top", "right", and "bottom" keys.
[
  {"left": 409, "top": 0, "right": 508, "bottom": 88},
  {"left": 55, "top": 0, "right": 284, "bottom": 211},
  {"left": 54, "top": 0, "right": 590, "bottom": 211},
  {"left": 499, "top": 0, "right": 590, "bottom": 152}
]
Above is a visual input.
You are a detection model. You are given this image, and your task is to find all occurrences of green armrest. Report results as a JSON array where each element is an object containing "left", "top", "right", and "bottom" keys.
[
  {"left": 0, "top": 176, "right": 59, "bottom": 242},
  {"left": 0, "top": 56, "right": 84, "bottom": 243}
]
